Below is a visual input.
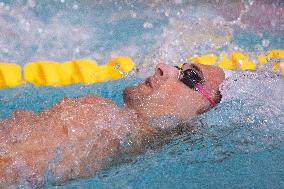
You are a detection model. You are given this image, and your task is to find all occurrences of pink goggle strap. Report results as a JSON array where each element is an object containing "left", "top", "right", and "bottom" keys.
[{"left": 195, "top": 83, "right": 216, "bottom": 107}]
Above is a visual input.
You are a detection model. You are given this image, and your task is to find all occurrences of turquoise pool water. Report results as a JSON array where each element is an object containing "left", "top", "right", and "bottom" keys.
[{"left": 0, "top": 0, "right": 283, "bottom": 188}]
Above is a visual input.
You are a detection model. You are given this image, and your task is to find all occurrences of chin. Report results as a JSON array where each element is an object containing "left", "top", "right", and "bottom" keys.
[
  {"left": 123, "top": 81, "right": 155, "bottom": 109},
  {"left": 123, "top": 86, "right": 139, "bottom": 105}
]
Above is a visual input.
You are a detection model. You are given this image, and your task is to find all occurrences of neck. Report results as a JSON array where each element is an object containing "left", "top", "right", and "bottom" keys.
[
  {"left": 120, "top": 106, "right": 156, "bottom": 133},
  {"left": 121, "top": 105, "right": 183, "bottom": 135}
]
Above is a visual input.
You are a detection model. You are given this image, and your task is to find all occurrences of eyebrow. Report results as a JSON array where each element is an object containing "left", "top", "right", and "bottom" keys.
[
  {"left": 175, "top": 63, "right": 204, "bottom": 81},
  {"left": 189, "top": 64, "right": 202, "bottom": 73},
  {"left": 187, "top": 64, "right": 204, "bottom": 81}
]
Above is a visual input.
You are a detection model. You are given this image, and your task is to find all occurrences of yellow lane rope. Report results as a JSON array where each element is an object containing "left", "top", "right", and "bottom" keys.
[{"left": 0, "top": 56, "right": 134, "bottom": 88}]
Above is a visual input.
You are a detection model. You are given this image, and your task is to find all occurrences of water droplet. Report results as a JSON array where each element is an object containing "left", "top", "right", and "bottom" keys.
[
  {"left": 164, "top": 10, "right": 170, "bottom": 17},
  {"left": 27, "top": 0, "right": 36, "bottom": 8},
  {"left": 38, "top": 28, "right": 43, "bottom": 33},
  {"left": 130, "top": 11, "right": 137, "bottom": 18},
  {"left": 72, "top": 4, "right": 78, "bottom": 10},
  {"left": 143, "top": 22, "right": 153, "bottom": 29},
  {"left": 75, "top": 47, "right": 80, "bottom": 53},
  {"left": 248, "top": 0, "right": 254, "bottom": 6},
  {"left": 3, "top": 48, "right": 8, "bottom": 53},
  {"left": 174, "top": 0, "right": 183, "bottom": 4},
  {"left": 262, "top": 39, "right": 270, "bottom": 47}
]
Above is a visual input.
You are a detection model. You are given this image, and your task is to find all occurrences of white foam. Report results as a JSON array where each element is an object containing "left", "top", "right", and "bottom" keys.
[{"left": 224, "top": 69, "right": 234, "bottom": 78}]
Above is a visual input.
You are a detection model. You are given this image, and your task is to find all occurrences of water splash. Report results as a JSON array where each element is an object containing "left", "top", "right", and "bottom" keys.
[
  {"left": 203, "top": 70, "right": 284, "bottom": 157},
  {"left": 0, "top": 0, "right": 283, "bottom": 188}
]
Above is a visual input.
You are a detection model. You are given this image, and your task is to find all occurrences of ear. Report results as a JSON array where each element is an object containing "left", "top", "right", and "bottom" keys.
[{"left": 214, "top": 90, "right": 222, "bottom": 104}]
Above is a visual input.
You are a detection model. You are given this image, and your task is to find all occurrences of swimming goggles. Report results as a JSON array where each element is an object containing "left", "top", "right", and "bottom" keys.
[{"left": 175, "top": 65, "right": 216, "bottom": 107}]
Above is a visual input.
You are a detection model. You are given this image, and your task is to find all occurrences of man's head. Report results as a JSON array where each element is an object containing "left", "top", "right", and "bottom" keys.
[{"left": 123, "top": 63, "right": 225, "bottom": 120}]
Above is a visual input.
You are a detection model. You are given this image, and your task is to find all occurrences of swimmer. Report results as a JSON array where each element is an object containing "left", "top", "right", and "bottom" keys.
[{"left": 0, "top": 63, "right": 224, "bottom": 187}]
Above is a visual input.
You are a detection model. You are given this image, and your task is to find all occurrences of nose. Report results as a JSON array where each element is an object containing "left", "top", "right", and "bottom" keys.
[{"left": 155, "top": 63, "right": 178, "bottom": 80}]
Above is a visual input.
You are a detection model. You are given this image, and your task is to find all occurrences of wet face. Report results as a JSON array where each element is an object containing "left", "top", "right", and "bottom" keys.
[{"left": 123, "top": 63, "right": 225, "bottom": 120}]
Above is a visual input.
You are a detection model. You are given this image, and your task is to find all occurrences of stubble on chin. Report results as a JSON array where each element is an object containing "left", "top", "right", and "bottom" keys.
[{"left": 123, "top": 86, "right": 139, "bottom": 105}]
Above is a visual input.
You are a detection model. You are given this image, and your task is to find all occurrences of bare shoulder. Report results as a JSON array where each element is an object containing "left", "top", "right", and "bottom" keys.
[
  {"left": 0, "top": 94, "right": 133, "bottom": 186},
  {"left": 49, "top": 94, "right": 117, "bottom": 112}
]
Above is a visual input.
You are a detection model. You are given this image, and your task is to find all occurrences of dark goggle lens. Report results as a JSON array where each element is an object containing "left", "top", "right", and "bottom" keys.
[{"left": 180, "top": 69, "right": 202, "bottom": 90}]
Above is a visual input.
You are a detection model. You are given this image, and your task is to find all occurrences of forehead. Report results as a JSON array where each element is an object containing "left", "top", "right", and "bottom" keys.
[
  {"left": 182, "top": 63, "right": 223, "bottom": 74},
  {"left": 184, "top": 63, "right": 225, "bottom": 87},
  {"left": 181, "top": 63, "right": 222, "bottom": 84},
  {"left": 181, "top": 63, "right": 203, "bottom": 76},
  {"left": 182, "top": 63, "right": 200, "bottom": 70}
]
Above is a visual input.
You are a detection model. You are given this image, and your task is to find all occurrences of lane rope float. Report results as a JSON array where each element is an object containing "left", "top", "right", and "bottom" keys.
[
  {"left": 0, "top": 56, "right": 134, "bottom": 88},
  {"left": 188, "top": 49, "right": 284, "bottom": 73}
]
